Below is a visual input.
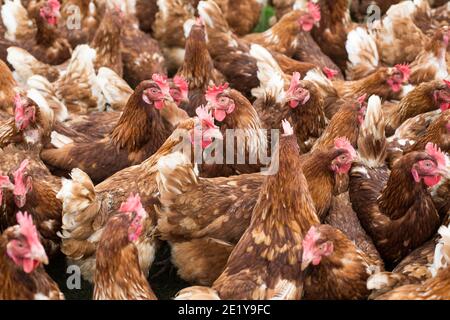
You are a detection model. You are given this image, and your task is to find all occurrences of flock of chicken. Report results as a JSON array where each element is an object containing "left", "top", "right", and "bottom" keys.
[{"left": 0, "top": 0, "right": 449, "bottom": 300}]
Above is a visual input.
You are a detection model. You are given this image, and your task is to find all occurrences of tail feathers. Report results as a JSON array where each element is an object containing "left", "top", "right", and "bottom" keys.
[
  {"left": 367, "top": 272, "right": 419, "bottom": 299},
  {"left": 96, "top": 67, "right": 132, "bottom": 111},
  {"left": 304, "top": 68, "right": 336, "bottom": 95},
  {"left": 1, "top": 0, "right": 34, "bottom": 42},
  {"left": 59, "top": 44, "right": 106, "bottom": 111},
  {"left": 7, "top": 47, "right": 40, "bottom": 85},
  {"left": 250, "top": 44, "right": 286, "bottom": 102},
  {"left": 27, "top": 75, "right": 68, "bottom": 122},
  {"left": 175, "top": 286, "right": 221, "bottom": 300},
  {"left": 386, "top": 0, "right": 423, "bottom": 19},
  {"left": 345, "top": 27, "right": 379, "bottom": 80},
  {"left": 57, "top": 169, "right": 97, "bottom": 241},
  {"left": 357, "top": 95, "right": 386, "bottom": 168},
  {"left": 197, "top": 1, "right": 230, "bottom": 34},
  {"left": 156, "top": 151, "right": 198, "bottom": 206}
]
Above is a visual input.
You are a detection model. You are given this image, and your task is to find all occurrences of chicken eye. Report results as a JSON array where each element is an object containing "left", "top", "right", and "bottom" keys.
[
  {"left": 218, "top": 97, "right": 229, "bottom": 104},
  {"left": 150, "top": 88, "right": 159, "bottom": 94}
]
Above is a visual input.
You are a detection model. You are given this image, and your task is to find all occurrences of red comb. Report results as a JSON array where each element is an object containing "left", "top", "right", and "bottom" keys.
[
  {"left": 394, "top": 64, "right": 411, "bottom": 82},
  {"left": 303, "top": 226, "right": 320, "bottom": 252},
  {"left": 426, "top": 143, "right": 446, "bottom": 169},
  {"left": 119, "top": 193, "right": 144, "bottom": 215},
  {"left": 173, "top": 76, "right": 189, "bottom": 93},
  {"left": 288, "top": 72, "right": 301, "bottom": 93},
  {"left": 323, "top": 67, "right": 338, "bottom": 80},
  {"left": 16, "top": 211, "right": 41, "bottom": 248},
  {"left": 196, "top": 105, "right": 216, "bottom": 128},
  {"left": 307, "top": 2, "right": 321, "bottom": 22},
  {"left": 334, "top": 137, "right": 356, "bottom": 158},
  {"left": 152, "top": 74, "right": 170, "bottom": 95},
  {"left": 205, "top": 83, "right": 229, "bottom": 102}
]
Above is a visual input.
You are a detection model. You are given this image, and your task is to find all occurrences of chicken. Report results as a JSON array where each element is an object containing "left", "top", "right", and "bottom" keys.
[
  {"left": 135, "top": 0, "right": 158, "bottom": 33},
  {"left": 398, "top": 110, "right": 450, "bottom": 158},
  {"left": 1, "top": 0, "right": 36, "bottom": 42},
  {"left": 0, "top": 59, "right": 18, "bottom": 116},
  {"left": 211, "top": 121, "right": 319, "bottom": 299},
  {"left": 325, "top": 193, "right": 383, "bottom": 266},
  {"left": 201, "top": 82, "right": 268, "bottom": 177},
  {"left": 90, "top": 6, "right": 123, "bottom": 77},
  {"left": 384, "top": 79, "right": 450, "bottom": 136},
  {"left": 349, "top": 95, "right": 446, "bottom": 266},
  {"left": 311, "top": 0, "right": 355, "bottom": 71},
  {"left": 312, "top": 95, "right": 367, "bottom": 151},
  {"left": 25, "top": 44, "right": 104, "bottom": 115},
  {"left": 409, "top": 26, "right": 449, "bottom": 84},
  {"left": 40, "top": 75, "right": 174, "bottom": 184},
  {"left": 176, "top": 18, "right": 225, "bottom": 116},
  {"left": 50, "top": 77, "right": 189, "bottom": 144},
  {"left": 0, "top": 90, "right": 54, "bottom": 150},
  {"left": 156, "top": 134, "right": 355, "bottom": 285},
  {"left": 0, "top": 154, "right": 61, "bottom": 255},
  {"left": 152, "top": 0, "right": 197, "bottom": 73},
  {"left": 373, "top": 222, "right": 450, "bottom": 300},
  {"left": 93, "top": 194, "right": 157, "bottom": 300},
  {"left": 301, "top": 224, "right": 380, "bottom": 300},
  {"left": 250, "top": 46, "right": 326, "bottom": 153},
  {"left": 56, "top": 111, "right": 222, "bottom": 282},
  {"left": 243, "top": 4, "right": 342, "bottom": 78},
  {"left": 120, "top": 3, "right": 167, "bottom": 88},
  {"left": 0, "top": 211, "right": 64, "bottom": 300},
  {"left": 1, "top": 0, "right": 72, "bottom": 66}
]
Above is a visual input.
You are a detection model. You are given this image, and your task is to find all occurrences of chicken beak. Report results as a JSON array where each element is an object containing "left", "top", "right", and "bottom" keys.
[
  {"left": 32, "top": 246, "right": 49, "bottom": 265},
  {"left": 301, "top": 258, "right": 311, "bottom": 271}
]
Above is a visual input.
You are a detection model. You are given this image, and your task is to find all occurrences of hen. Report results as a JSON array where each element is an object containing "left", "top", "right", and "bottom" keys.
[
  {"left": 349, "top": 95, "right": 446, "bottom": 265},
  {"left": 211, "top": 121, "right": 319, "bottom": 299},
  {"left": 40, "top": 75, "right": 174, "bottom": 184},
  {"left": 301, "top": 224, "right": 381, "bottom": 300},
  {"left": 156, "top": 131, "right": 355, "bottom": 285},
  {"left": 0, "top": 211, "right": 63, "bottom": 300},
  {"left": 93, "top": 194, "right": 157, "bottom": 300},
  {"left": 1, "top": 0, "right": 72, "bottom": 66},
  {"left": 56, "top": 110, "right": 222, "bottom": 282},
  {"left": 176, "top": 18, "right": 225, "bottom": 117},
  {"left": 251, "top": 46, "right": 326, "bottom": 153}
]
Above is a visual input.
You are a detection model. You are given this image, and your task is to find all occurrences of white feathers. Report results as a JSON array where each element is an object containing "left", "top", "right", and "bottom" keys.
[
  {"left": 429, "top": 223, "right": 450, "bottom": 277},
  {"left": 364, "top": 95, "right": 383, "bottom": 139},
  {"left": 7, "top": 47, "right": 36, "bottom": 85},
  {"left": 1, "top": 0, "right": 32, "bottom": 41},
  {"left": 50, "top": 131, "right": 74, "bottom": 148},
  {"left": 346, "top": 27, "right": 379, "bottom": 77},
  {"left": 57, "top": 168, "right": 95, "bottom": 238},
  {"left": 96, "top": 67, "right": 132, "bottom": 110},
  {"left": 157, "top": 151, "right": 191, "bottom": 173},
  {"left": 366, "top": 273, "right": 390, "bottom": 290},
  {"left": 304, "top": 68, "right": 332, "bottom": 87},
  {"left": 250, "top": 44, "right": 285, "bottom": 102},
  {"left": 197, "top": 1, "right": 215, "bottom": 28},
  {"left": 183, "top": 19, "right": 196, "bottom": 39}
]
